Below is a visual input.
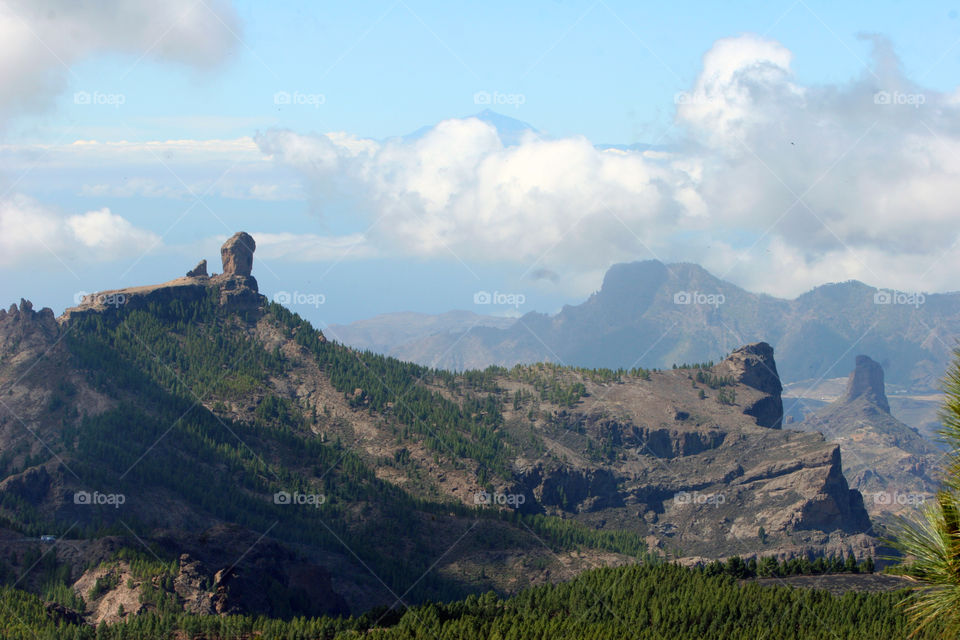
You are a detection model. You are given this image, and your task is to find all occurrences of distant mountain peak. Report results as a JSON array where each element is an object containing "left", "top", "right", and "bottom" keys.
[
  {"left": 403, "top": 110, "right": 537, "bottom": 145},
  {"left": 470, "top": 109, "right": 537, "bottom": 133},
  {"left": 843, "top": 355, "right": 890, "bottom": 413},
  {"left": 599, "top": 259, "right": 667, "bottom": 291}
]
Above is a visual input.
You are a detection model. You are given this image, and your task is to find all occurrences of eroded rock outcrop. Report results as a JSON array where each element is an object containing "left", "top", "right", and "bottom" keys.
[
  {"left": 630, "top": 427, "right": 727, "bottom": 459},
  {"left": 511, "top": 465, "right": 623, "bottom": 514},
  {"left": 797, "top": 355, "right": 939, "bottom": 522},
  {"left": 208, "top": 232, "right": 259, "bottom": 309},
  {"left": 161, "top": 526, "right": 348, "bottom": 619},
  {"left": 843, "top": 355, "right": 890, "bottom": 413},
  {"left": 492, "top": 344, "right": 872, "bottom": 557},
  {"left": 187, "top": 259, "right": 208, "bottom": 278},
  {"left": 62, "top": 232, "right": 263, "bottom": 322},
  {"left": 0, "top": 299, "right": 58, "bottom": 348},
  {"left": 220, "top": 232, "right": 255, "bottom": 277},
  {"left": 791, "top": 445, "right": 871, "bottom": 533},
  {"left": 716, "top": 342, "right": 784, "bottom": 428}
]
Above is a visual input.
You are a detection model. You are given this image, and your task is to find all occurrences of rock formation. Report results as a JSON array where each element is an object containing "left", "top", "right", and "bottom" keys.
[
  {"left": 842, "top": 355, "right": 890, "bottom": 413},
  {"left": 716, "top": 342, "right": 784, "bottom": 428},
  {"left": 796, "top": 355, "right": 939, "bottom": 523},
  {"left": 210, "top": 232, "right": 259, "bottom": 310},
  {"left": 498, "top": 346, "right": 872, "bottom": 558},
  {"left": 62, "top": 232, "right": 262, "bottom": 321},
  {"left": 161, "top": 526, "right": 348, "bottom": 618},
  {"left": 220, "top": 232, "right": 255, "bottom": 277},
  {"left": 0, "top": 299, "right": 59, "bottom": 356},
  {"left": 186, "top": 260, "right": 208, "bottom": 278}
]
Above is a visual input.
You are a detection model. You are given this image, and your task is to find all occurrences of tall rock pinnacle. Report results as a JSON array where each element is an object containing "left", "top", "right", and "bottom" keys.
[
  {"left": 843, "top": 355, "right": 890, "bottom": 413},
  {"left": 221, "top": 232, "right": 256, "bottom": 277}
]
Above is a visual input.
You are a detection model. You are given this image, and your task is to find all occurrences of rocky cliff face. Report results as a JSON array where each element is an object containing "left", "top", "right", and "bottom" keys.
[
  {"left": 66, "top": 525, "right": 348, "bottom": 625},
  {"left": 160, "top": 525, "right": 347, "bottom": 619},
  {"left": 0, "top": 299, "right": 58, "bottom": 354},
  {"left": 489, "top": 345, "right": 872, "bottom": 558}
]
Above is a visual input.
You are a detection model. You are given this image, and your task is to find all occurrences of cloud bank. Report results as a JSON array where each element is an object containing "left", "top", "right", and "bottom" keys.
[
  {"left": 257, "top": 34, "right": 960, "bottom": 298},
  {"left": 0, "top": 194, "right": 159, "bottom": 267},
  {"left": 0, "top": 0, "right": 240, "bottom": 269},
  {"left": 0, "top": 0, "right": 240, "bottom": 122}
]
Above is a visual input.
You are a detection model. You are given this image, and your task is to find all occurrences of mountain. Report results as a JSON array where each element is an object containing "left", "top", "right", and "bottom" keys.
[
  {"left": 0, "top": 234, "right": 877, "bottom": 626},
  {"left": 404, "top": 109, "right": 538, "bottom": 145},
  {"left": 782, "top": 377, "right": 944, "bottom": 437},
  {"left": 333, "top": 260, "right": 960, "bottom": 393},
  {"left": 794, "top": 356, "right": 941, "bottom": 524}
]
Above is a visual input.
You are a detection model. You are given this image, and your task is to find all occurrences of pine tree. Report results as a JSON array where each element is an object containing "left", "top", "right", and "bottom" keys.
[{"left": 892, "top": 347, "right": 960, "bottom": 637}]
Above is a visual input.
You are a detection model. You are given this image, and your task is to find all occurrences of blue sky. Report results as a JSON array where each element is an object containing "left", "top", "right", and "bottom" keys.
[
  {"left": 15, "top": 1, "right": 960, "bottom": 144},
  {"left": 2, "top": 1, "right": 960, "bottom": 327}
]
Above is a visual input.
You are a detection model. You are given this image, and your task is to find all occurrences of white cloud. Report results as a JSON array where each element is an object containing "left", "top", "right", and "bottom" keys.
[
  {"left": 0, "top": 194, "right": 159, "bottom": 267},
  {"left": 67, "top": 208, "right": 158, "bottom": 253},
  {"left": 0, "top": 2, "right": 240, "bottom": 273},
  {"left": 80, "top": 179, "right": 184, "bottom": 199},
  {"left": 29, "top": 138, "right": 263, "bottom": 167},
  {"left": 257, "top": 119, "right": 690, "bottom": 271},
  {"left": 256, "top": 34, "right": 960, "bottom": 298},
  {"left": 1, "top": 137, "right": 297, "bottom": 202},
  {"left": 0, "top": 0, "right": 240, "bottom": 123}
]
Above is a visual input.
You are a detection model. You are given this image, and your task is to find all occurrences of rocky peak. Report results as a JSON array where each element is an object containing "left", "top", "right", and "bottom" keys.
[
  {"left": 186, "top": 260, "right": 208, "bottom": 278},
  {"left": 716, "top": 342, "right": 784, "bottom": 428},
  {"left": 0, "top": 299, "right": 59, "bottom": 362},
  {"left": 842, "top": 355, "right": 890, "bottom": 413},
  {"left": 720, "top": 342, "right": 781, "bottom": 394},
  {"left": 211, "top": 232, "right": 259, "bottom": 309},
  {"left": 0, "top": 299, "right": 57, "bottom": 334},
  {"left": 221, "top": 232, "right": 255, "bottom": 277}
]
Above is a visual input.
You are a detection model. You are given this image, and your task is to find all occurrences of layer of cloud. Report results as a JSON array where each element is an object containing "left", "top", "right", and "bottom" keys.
[
  {"left": 0, "top": 138, "right": 263, "bottom": 168},
  {"left": 0, "top": 0, "right": 240, "bottom": 123},
  {"left": 256, "top": 120, "right": 689, "bottom": 269},
  {"left": 253, "top": 232, "right": 375, "bottom": 262},
  {"left": 0, "top": 194, "right": 160, "bottom": 267},
  {"left": 0, "top": 137, "right": 300, "bottom": 202},
  {"left": 256, "top": 34, "right": 960, "bottom": 298}
]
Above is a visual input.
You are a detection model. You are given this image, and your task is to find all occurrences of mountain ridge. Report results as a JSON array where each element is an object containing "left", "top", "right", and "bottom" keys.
[{"left": 332, "top": 259, "right": 958, "bottom": 392}]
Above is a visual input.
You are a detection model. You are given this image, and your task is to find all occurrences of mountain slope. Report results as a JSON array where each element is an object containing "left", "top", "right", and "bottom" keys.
[{"left": 0, "top": 233, "right": 878, "bottom": 625}]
